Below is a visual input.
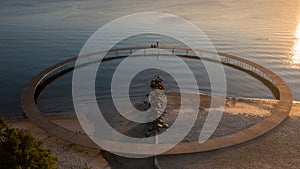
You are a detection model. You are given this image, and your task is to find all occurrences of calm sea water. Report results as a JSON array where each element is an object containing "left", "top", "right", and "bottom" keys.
[{"left": 1, "top": 0, "right": 300, "bottom": 117}]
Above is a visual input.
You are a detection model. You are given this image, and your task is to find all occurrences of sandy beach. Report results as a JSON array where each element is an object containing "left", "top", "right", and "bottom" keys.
[
  {"left": 158, "top": 102, "right": 300, "bottom": 169},
  {"left": 7, "top": 98, "right": 300, "bottom": 169},
  {"left": 1, "top": 1, "right": 300, "bottom": 169}
]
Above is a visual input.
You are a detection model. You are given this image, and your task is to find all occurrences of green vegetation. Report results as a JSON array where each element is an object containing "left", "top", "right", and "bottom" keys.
[
  {"left": 82, "top": 163, "right": 92, "bottom": 169},
  {"left": 0, "top": 117, "right": 58, "bottom": 169}
]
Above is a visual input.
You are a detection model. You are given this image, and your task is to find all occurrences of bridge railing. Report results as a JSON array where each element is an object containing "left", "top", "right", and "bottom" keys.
[
  {"left": 22, "top": 46, "right": 292, "bottom": 155},
  {"left": 35, "top": 46, "right": 278, "bottom": 100}
]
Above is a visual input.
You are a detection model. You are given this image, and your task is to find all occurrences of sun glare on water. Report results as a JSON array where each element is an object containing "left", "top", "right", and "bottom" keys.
[{"left": 291, "top": 21, "right": 300, "bottom": 67}]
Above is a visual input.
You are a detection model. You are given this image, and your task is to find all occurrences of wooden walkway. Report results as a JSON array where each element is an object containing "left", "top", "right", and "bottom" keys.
[{"left": 21, "top": 46, "right": 293, "bottom": 155}]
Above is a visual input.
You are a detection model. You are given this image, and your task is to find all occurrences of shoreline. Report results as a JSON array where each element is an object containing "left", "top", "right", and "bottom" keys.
[{"left": 6, "top": 97, "right": 300, "bottom": 168}]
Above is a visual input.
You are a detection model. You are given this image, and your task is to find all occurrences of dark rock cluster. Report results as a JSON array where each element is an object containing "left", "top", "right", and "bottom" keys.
[
  {"left": 150, "top": 75, "right": 165, "bottom": 90},
  {"left": 145, "top": 113, "right": 169, "bottom": 137},
  {"left": 146, "top": 75, "right": 169, "bottom": 137}
]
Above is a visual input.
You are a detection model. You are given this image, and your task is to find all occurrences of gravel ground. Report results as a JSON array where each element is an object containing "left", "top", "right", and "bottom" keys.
[
  {"left": 102, "top": 101, "right": 300, "bottom": 169},
  {"left": 7, "top": 99, "right": 299, "bottom": 169},
  {"left": 112, "top": 97, "right": 276, "bottom": 143}
]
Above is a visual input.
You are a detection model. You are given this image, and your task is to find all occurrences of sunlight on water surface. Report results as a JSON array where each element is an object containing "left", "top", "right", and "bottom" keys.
[{"left": 291, "top": 20, "right": 300, "bottom": 67}]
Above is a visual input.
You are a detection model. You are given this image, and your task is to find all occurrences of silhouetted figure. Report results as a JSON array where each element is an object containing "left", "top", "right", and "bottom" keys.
[{"left": 156, "top": 41, "right": 159, "bottom": 47}]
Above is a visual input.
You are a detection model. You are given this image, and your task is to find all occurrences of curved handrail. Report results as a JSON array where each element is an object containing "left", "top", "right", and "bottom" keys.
[{"left": 21, "top": 46, "right": 293, "bottom": 155}]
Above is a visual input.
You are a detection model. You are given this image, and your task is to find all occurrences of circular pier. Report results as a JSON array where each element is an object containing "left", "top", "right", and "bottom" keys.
[{"left": 21, "top": 46, "right": 293, "bottom": 155}]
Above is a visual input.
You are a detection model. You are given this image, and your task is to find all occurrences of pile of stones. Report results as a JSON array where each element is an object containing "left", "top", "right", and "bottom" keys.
[
  {"left": 146, "top": 75, "right": 169, "bottom": 137},
  {"left": 150, "top": 75, "right": 165, "bottom": 90}
]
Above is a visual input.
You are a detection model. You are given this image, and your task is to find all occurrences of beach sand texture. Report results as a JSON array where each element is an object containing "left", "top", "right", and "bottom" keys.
[{"left": 8, "top": 98, "right": 300, "bottom": 169}]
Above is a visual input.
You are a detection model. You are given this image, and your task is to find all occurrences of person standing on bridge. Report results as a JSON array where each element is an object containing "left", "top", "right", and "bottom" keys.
[{"left": 156, "top": 41, "right": 159, "bottom": 48}]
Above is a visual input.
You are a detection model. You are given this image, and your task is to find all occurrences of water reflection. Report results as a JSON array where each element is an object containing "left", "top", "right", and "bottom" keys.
[{"left": 291, "top": 21, "right": 300, "bottom": 67}]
